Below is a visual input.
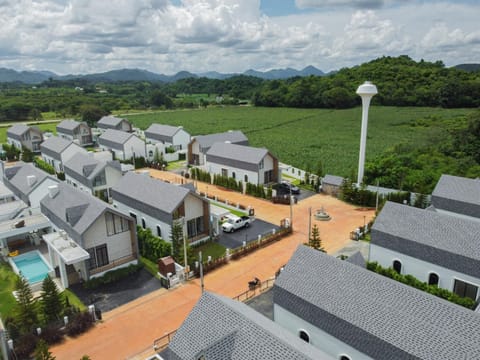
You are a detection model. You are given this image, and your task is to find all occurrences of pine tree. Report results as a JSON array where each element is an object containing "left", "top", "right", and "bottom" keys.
[
  {"left": 309, "top": 224, "right": 326, "bottom": 252},
  {"left": 170, "top": 220, "right": 184, "bottom": 261},
  {"left": 34, "top": 339, "right": 56, "bottom": 360},
  {"left": 41, "top": 275, "right": 64, "bottom": 324},
  {"left": 14, "top": 274, "right": 38, "bottom": 334}
]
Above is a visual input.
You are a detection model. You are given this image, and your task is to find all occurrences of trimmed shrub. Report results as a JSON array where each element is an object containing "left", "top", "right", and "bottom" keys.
[
  {"left": 83, "top": 263, "right": 144, "bottom": 289},
  {"left": 65, "top": 311, "right": 94, "bottom": 337},
  {"left": 14, "top": 333, "right": 38, "bottom": 360},
  {"left": 34, "top": 158, "right": 55, "bottom": 175},
  {"left": 39, "top": 325, "right": 64, "bottom": 345}
]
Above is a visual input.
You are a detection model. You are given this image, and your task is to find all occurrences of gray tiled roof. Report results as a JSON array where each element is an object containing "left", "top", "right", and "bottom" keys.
[
  {"left": 40, "top": 136, "right": 74, "bottom": 161},
  {"left": 40, "top": 182, "right": 128, "bottom": 243},
  {"left": 322, "top": 174, "right": 344, "bottom": 187},
  {"left": 64, "top": 152, "right": 119, "bottom": 188},
  {"left": 145, "top": 124, "right": 184, "bottom": 143},
  {"left": 56, "top": 119, "right": 82, "bottom": 133},
  {"left": 7, "top": 124, "right": 30, "bottom": 137},
  {"left": 166, "top": 291, "right": 330, "bottom": 360},
  {"left": 3, "top": 163, "right": 57, "bottom": 204},
  {"left": 372, "top": 201, "right": 480, "bottom": 277},
  {"left": 97, "top": 115, "right": 128, "bottom": 128},
  {"left": 274, "top": 245, "right": 480, "bottom": 359},
  {"left": 345, "top": 251, "right": 366, "bottom": 268},
  {"left": 111, "top": 172, "right": 191, "bottom": 220},
  {"left": 431, "top": 174, "right": 480, "bottom": 218},
  {"left": 206, "top": 142, "right": 270, "bottom": 170},
  {"left": 193, "top": 130, "right": 248, "bottom": 153},
  {"left": 98, "top": 129, "right": 135, "bottom": 148}
]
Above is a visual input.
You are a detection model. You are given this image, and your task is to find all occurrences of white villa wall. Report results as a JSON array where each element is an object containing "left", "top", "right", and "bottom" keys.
[
  {"left": 172, "top": 129, "right": 190, "bottom": 150},
  {"left": 119, "top": 121, "right": 132, "bottom": 132},
  {"left": 274, "top": 304, "right": 371, "bottom": 360},
  {"left": 259, "top": 154, "right": 275, "bottom": 184},
  {"left": 58, "top": 132, "right": 73, "bottom": 142},
  {"left": 83, "top": 213, "right": 133, "bottom": 262},
  {"left": 184, "top": 194, "right": 204, "bottom": 220},
  {"left": 7, "top": 138, "right": 22, "bottom": 149},
  {"left": 369, "top": 244, "right": 480, "bottom": 300},
  {"left": 207, "top": 162, "right": 259, "bottom": 185},
  {"left": 42, "top": 154, "right": 62, "bottom": 173},
  {"left": 65, "top": 175, "right": 92, "bottom": 195},
  {"left": 29, "top": 178, "right": 59, "bottom": 208},
  {"left": 190, "top": 140, "right": 204, "bottom": 165},
  {"left": 123, "top": 136, "right": 146, "bottom": 160}
]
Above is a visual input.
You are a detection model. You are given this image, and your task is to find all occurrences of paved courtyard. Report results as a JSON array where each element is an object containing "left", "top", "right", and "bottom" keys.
[
  {"left": 51, "top": 169, "right": 375, "bottom": 360},
  {"left": 217, "top": 218, "right": 281, "bottom": 249}
]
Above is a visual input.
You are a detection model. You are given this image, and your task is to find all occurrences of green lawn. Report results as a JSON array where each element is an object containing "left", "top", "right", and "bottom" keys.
[
  {"left": 125, "top": 106, "right": 474, "bottom": 176},
  {"left": 193, "top": 242, "right": 227, "bottom": 262},
  {"left": 139, "top": 256, "right": 160, "bottom": 279},
  {"left": 212, "top": 202, "right": 247, "bottom": 217},
  {"left": 62, "top": 288, "right": 86, "bottom": 311},
  {"left": 0, "top": 262, "right": 18, "bottom": 318}
]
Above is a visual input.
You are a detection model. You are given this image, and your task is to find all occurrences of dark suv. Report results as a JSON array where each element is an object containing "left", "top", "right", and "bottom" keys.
[{"left": 279, "top": 181, "right": 300, "bottom": 194}]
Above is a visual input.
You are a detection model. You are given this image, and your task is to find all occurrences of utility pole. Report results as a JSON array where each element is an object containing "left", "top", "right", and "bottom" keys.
[
  {"left": 199, "top": 251, "right": 204, "bottom": 294},
  {"left": 308, "top": 207, "right": 312, "bottom": 243},
  {"left": 183, "top": 235, "right": 188, "bottom": 280},
  {"left": 289, "top": 184, "right": 293, "bottom": 229}
]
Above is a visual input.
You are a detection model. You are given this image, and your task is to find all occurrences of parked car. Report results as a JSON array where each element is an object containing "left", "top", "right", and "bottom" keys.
[
  {"left": 221, "top": 214, "right": 251, "bottom": 233},
  {"left": 279, "top": 181, "right": 300, "bottom": 195}
]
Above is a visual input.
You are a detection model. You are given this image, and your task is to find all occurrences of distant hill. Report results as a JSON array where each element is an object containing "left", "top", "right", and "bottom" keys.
[
  {"left": 0, "top": 66, "right": 325, "bottom": 84},
  {"left": 454, "top": 63, "right": 480, "bottom": 72}
]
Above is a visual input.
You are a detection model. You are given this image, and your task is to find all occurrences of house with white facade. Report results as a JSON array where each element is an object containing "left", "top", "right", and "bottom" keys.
[
  {"left": 111, "top": 172, "right": 210, "bottom": 242},
  {"left": 273, "top": 245, "right": 480, "bottom": 360},
  {"left": 97, "top": 115, "right": 133, "bottom": 132},
  {"left": 40, "top": 182, "right": 138, "bottom": 288},
  {"left": 205, "top": 142, "right": 278, "bottom": 186},
  {"left": 430, "top": 174, "right": 480, "bottom": 221},
  {"left": 187, "top": 130, "right": 248, "bottom": 166},
  {"left": 164, "top": 291, "right": 332, "bottom": 360},
  {"left": 98, "top": 129, "right": 146, "bottom": 161},
  {"left": 144, "top": 124, "right": 190, "bottom": 151},
  {"left": 6, "top": 124, "right": 44, "bottom": 153},
  {"left": 370, "top": 201, "right": 480, "bottom": 301},
  {"left": 64, "top": 152, "right": 123, "bottom": 200},
  {"left": 56, "top": 119, "right": 93, "bottom": 146},
  {"left": 40, "top": 136, "right": 87, "bottom": 173},
  {"left": 3, "top": 163, "right": 59, "bottom": 209}
]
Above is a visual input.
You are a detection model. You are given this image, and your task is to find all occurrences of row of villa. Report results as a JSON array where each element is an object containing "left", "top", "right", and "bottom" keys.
[
  {"left": 161, "top": 174, "right": 480, "bottom": 359},
  {"left": 7, "top": 116, "right": 278, "bottom": 187}
]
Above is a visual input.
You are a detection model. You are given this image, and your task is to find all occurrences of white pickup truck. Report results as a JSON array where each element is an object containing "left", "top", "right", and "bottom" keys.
[{"left": 221, "top": 214, "right": 251, "bottom": 233}]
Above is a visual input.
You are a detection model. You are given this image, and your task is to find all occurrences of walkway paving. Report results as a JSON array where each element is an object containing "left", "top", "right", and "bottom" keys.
[{"left": 51, "top": 170, "right": 375, "bottom": 360}]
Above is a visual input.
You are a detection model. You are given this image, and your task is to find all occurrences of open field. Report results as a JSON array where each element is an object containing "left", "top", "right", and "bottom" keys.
[{"left": 125, "top": 106, "right": 474, "bottom": 176}]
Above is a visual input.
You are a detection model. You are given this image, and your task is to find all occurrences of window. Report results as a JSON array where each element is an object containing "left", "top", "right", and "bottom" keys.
[
  {"left": 232, "top": 172, "right": 236, "bottom": 179},
  {"left": 187, "top": 216, "right": 205, "bottom": 238},
  {"left": 156, "top": 225, "right": 162, "bottom": 237},
  {"left": 244, "top": 175, "right": 248, "bottom": 182},
  {"left": 393, "top": 260, "right": 402, "bottom": 274},
  {"left": 106, "top": 213, "right": 129, "bottom": 236},
  {"left": 130, "top": 212, "right": 137, "bottom": 225},
  {"left": 428, "top": 273, "right": 439, "bottom": 286},
  {"left": 141, "top": 218, "right": 146, "bottom": 229},
  {"left": 93, "top": 171, "right": 106, "bottom": 187},
  {"left": 259, "top": 159, "right": 264, "bottom": 169},
  {"left": 299, "top": 330, "right": 309, "bottom": 343},
  {"left": 87, "top": 244, "right": 109, "bottom": 269},
  {"left": 339, "top": 356, "right": 351, "bottom": 360},
  {"left": 221, "top": 168, "right": 228, "bottom": 177},
  {"left": 453, "top": 279, "right": 478, "bottom": 300}
]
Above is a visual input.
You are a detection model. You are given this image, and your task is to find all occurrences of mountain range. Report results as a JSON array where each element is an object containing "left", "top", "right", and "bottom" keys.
[{"left": 0, "top": 66, "right": 325, "bottom": 84}]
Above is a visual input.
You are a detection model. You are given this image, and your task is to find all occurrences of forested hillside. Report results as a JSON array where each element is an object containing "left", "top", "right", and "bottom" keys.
[{"left": 252, "top": 56, "right": 480, "bottom": 109}]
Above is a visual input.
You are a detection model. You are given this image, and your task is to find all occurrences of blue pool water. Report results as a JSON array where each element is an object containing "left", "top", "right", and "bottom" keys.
[{"left": 11, "top": 251, "right": 52, "bottom": 284}]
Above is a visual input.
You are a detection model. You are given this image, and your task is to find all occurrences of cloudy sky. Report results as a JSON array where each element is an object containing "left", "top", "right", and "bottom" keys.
[{"left": 0, "top": 0, "right": 478, "bottom": 75}]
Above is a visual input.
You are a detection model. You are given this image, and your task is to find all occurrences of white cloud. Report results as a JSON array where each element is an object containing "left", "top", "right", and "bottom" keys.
[{"left": 0, "top": 0, "right": 478, "bottom": 74}]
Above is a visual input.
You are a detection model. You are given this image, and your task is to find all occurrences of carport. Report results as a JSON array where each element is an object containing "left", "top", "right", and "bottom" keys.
[{"left": 210, "top": 204, "right": 230, "bottom": 236}]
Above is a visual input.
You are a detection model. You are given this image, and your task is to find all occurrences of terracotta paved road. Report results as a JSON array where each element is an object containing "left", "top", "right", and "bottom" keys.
[{"left": 52, "top": 170, "right": 374, "bottom": 359}]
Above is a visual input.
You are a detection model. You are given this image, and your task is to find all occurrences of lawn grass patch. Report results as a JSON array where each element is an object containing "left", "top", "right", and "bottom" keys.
[
  {"left": 192, "top": 241, "right": 226, "bottom": 262},
  {"left": 166, "top": 160, "right": 186, "bottom": 171},
  {"left": 125, "top": 106, "right": 474, "bottom": 177},
  {"left": 140, "top": 256, "right": 160, "bottom": 279},
  {"left": 62, "top": 288, "right": 86, "bottom": 311},
  {"left": 212, "top": 202, "right": 247, "bottom": 217},
  {"left": 0, "top": 262, "right": 18, "bottom": 318}
]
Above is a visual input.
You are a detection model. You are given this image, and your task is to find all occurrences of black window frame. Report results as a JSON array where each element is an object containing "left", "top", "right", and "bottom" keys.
[{"left": 453, "top": 279, "right": 478, "bottom": 300}]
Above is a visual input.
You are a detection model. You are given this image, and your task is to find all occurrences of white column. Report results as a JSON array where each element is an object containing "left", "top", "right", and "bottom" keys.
[
  {"left": 357, "top": 96, "right": 372, "bottom": 185},
  {"left": 59, "top": 260, "right": 69, "bottom": 289}
]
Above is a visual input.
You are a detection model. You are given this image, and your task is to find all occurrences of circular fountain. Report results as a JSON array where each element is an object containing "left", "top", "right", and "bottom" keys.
[{"left": 314, "top": 206, "right": 331, "bottom": 221}]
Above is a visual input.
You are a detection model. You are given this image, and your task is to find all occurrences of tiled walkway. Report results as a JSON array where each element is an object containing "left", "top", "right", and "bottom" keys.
[{"left": 51, "top": 171, "right": 375, "bottom": 359}]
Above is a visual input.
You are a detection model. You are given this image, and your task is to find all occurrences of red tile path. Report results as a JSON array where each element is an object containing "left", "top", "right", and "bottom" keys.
[{"left": 51, "top": 170, "right": 374, "bottom": 359}]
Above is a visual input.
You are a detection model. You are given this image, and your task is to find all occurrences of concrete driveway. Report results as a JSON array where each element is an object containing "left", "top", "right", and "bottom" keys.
[{"left": 217, "top": 218, "right": 281, "bottom": 249}]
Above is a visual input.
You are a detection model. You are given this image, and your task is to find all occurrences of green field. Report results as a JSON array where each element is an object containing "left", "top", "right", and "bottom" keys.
[{"left": 125, "top": 106, "right": 473, "bottom": 176}]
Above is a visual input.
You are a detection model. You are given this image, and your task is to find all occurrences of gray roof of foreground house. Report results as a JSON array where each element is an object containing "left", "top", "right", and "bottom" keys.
[
  {"left": 345, "top": 251, "right": 366, "bottom": 268},
  {"left": 7, "top": 124, "right": 42, "bottom": 141},
  {"left": 431, "top": 174, "right": 480, "bottom": 219},
  {"left": 322, "top": 174, "right": 344, "bottom": 187},
  {"left": 372, "top": 201, "right": 480, "bottom": 278},
  {"left": 165, "top": 291, "right": 331, "bottom": 360},
  {"left": 64, "top": 152, "right": 121, "bottom": 188},
  {"left": 206, "top": 142, "right": 272, "bottom": 172},
  {"left": 40, "top": 182, "right": 130, "bottom": 244},
  {"left": 3, "top": 163, "right": 58, "bottom": 205},
  {"left": 145, "top": 124, "right": 185, "bottom": 143},
  {"left": 193, "top": 130, "right": 248, "bottom": 153},
  {"left": 97, "top": 115, "right": 130, "bottom": 129},
  {"left": 111, "top": 172, "right": 196, "bottom": 223},
  {"left": 98, "top": 129, "right": 137, "bottom": 149},
  {"left": 40, "top": 136, "right": 76, "bottom": 161},
  {"left": 274, "top": 245, "right": 480, "bottom": 359}
]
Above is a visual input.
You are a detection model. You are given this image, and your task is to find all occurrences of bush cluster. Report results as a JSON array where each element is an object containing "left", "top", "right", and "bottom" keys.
[
  {"left": 366, "top": 262, "right": 476, "bottom": 309},
  {"left": 190, "top": 167, "right": 211, "bottom": 183},
  {"left": 34, "top": 157, "right": 55, "bottom": 174},
  {"left": 213, "top": 174, "right": 243, "bottom": 192},
  {"left": 137, "top": 226, "right": 172, "bottom": 263},
  {"left": 65, "top": 311, "right": 95, "bottom": 337},
  {"left": 83, "top": 263, "right": 143, "bottom": 289}
]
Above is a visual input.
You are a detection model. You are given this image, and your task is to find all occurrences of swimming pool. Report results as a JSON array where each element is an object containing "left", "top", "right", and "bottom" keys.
[{"left": 10, "top": 250, "right": 54, "bottom": 284}]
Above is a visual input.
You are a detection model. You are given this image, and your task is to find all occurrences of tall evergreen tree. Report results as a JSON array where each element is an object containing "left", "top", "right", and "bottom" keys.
[
  {"left": 170, "top": 220, "right": 184, "bottom": 261},
  {"left": 14, "top": 274, "right": 38, "bottom": 334},
  {"left": 34, "top": 339, "right": 56, "bottom": 360},
  {"left": 41, "top": 275, "right": 64, "bottom": 324},
  {"left": 309, "top": 224, "right": 326, "bottom": 252}
]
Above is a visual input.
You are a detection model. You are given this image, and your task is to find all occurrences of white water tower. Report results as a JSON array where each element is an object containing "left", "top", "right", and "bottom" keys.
[{"left": 356, "top": 81, "right": 377, "bottom": 185}]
